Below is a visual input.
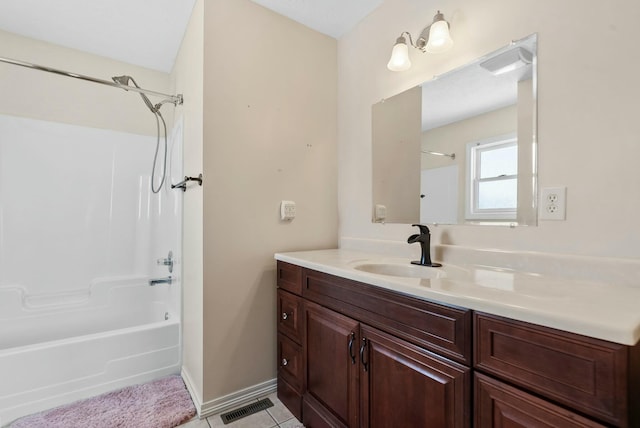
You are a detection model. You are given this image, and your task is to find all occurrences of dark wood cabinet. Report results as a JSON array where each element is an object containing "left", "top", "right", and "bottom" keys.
[
  {"left": 360, "top": 324, "right": 469, "bottom": 428},
  {"left": 276, "top": 280, "right": 304, "bottom": 421},
  {"left": 304, "top": 301, "right": 359, "bottom": 427},
  {"left": 276, "top": 260, "right": 640, "bottom": 428},
  {"left": 277, "top": 261, "right": 471, "bottom": 428},
  {"left": 474, "top": 312, "right": 640, "bottom": 427},
  {"left": 475, "top": 372, "right": 606, "bottom": 427}
]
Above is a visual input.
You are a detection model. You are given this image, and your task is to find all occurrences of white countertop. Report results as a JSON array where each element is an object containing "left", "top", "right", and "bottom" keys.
[{"left": 275, "top": 249, "right": 640, "bottom": 346}]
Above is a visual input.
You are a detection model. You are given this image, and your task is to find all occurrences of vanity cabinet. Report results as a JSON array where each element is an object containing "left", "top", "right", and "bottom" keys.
[
  {"left": 276, "top": 263, "right": 305, "bottom": 420},
  {"left": 474, "top": 372, "right": 606, "bottom": 427},
  {"left": 277, "top": 261, "right": 471, "bottom": 428},
  {"left": 277, "top": 259, "right": 640, "bottom": 427},
  {"left": 303, "top": 301, "right": 359, "bottom": 427},
  {"left": 474, "top": 312, "right": 640, "bottom": 428}
]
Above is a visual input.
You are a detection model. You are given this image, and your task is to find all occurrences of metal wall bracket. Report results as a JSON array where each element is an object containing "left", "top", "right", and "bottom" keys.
[{"left": 171, "top": 174, "right": 203, "bottom": 192}]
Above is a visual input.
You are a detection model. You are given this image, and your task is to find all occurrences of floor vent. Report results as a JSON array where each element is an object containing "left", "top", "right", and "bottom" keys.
[{"left": 220, "top": 398, "right": 274, "bottom": 424}]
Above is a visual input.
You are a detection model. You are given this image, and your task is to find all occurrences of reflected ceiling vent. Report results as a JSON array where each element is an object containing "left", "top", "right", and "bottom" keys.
[{"left": 480, "top": 47, "right": 532, "bottom": 75}]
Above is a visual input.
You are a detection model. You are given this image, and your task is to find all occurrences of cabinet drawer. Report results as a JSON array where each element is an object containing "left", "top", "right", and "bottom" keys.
[
  {"left": 474, "top": 312, "right": 628, "bottom": 426},
  {"left": 278, "top": 289, "right": 303, "bottom": 344},
  {"left": 303, "top": 268, "right": 471, "bottom": 365},
  {"left": 277, "top": 261, "right": 302, "bottom": 295},
  {"left": 475, "top": 372, "right": 605, "bottom": 427},
  {"left": 278, "top": 332, "right": 303, "bottom": 392}
]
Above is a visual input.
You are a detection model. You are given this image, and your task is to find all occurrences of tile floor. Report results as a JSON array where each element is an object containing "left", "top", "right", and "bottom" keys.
[{"left": 179, "top": 393, "right": 304, "bottom": 428}]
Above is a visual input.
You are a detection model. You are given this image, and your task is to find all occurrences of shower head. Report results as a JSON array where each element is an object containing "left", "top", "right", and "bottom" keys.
[{"left": 112, "top": 74, "right": 157, "bottom": 113}]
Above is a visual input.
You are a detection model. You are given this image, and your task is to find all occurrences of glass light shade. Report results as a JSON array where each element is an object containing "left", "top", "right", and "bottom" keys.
[
  {"left": 387, "top": 40, "right": 411, "bottom": 71},
  {"left": 425, "top": 20, "right": 453, "bottom": 53}
]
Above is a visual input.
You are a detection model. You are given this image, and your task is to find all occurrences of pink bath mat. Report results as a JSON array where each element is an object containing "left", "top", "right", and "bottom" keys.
[{"left": 10, "top": 375, "right": 196, "bottom": 428}]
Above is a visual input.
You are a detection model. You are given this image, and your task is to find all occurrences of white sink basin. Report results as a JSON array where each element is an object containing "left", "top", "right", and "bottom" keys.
[{"left": 352, "top": 262, "right": 446, "bottom": 279}]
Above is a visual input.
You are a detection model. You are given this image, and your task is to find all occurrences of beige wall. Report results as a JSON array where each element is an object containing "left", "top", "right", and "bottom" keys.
[
  {"left": 0, "top": 29, "right": 170, "bottom": 136},
  {"left": 338, "top": 0, "right": 640, "bottom": 259},
  {"left": 201, "top": 0, "right": 338, "bottom": 403},
  {"left": 171, "top": 0, "right": 204, "bottom": 406},
  {"left": 421, "top": 105, "right": 517, "bottom": 170},
  {"left": 372, "top": 86, "right": 421, "bottom": 223}
]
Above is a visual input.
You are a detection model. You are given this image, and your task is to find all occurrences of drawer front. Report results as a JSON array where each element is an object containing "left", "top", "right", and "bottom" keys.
[
  {"left": 474, "top": 312, "right": 628, "bottom": 426},
  {"left": 278, "top": 332, "right": 303, "bottom": 392},
  {"left": 277, "top": 261, "right": 302, "bottom": 295},
  {"left": 475, "top": 372, "right": 606, "bottom": 428},
  {"left": 302, "top": 268, "right": 471, "bottom": 365},
  {"left": 278, "top": 289, "right": 303, "bottom": 344}
]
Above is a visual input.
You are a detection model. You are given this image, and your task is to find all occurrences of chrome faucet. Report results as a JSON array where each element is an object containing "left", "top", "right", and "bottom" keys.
[
  {"left": 149, "top": 276, "right": 172, "bottom": 286},
  {"left": 407, "top": 224, "right": 442, "bottom": 267}
]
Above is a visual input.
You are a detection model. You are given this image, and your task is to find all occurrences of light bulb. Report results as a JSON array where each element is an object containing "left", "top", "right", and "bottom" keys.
[
  {"left": 425, "top": 19, "right": 453, "bottom": 53},
  {"left": 387, "top": 36, "right": 411, "bottom": 71}
]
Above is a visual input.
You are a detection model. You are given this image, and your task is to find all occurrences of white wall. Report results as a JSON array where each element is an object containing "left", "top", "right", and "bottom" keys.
[
  {"left": 0, "top": 29, "right": 171, "bottom": 136},
  {"left": 170, "top": 0, "right": 205, "bottom": 406},
  {"left": 338, "top": 0, "right": 640, "bottom": 259}
]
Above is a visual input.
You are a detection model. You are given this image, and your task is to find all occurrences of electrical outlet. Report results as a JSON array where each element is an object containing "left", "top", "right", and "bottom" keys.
[{"left": 539, "top": 187, "right": 566, "bottom": 220}]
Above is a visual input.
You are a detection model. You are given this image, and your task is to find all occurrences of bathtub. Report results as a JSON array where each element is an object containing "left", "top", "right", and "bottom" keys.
[{"left": 0, "top": 276, "right": 181, "bottom": 426}]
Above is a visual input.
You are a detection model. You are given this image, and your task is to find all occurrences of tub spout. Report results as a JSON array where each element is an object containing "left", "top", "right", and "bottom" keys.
[{"left": 149, "top": 276, "right": 172, "bottom": 286}]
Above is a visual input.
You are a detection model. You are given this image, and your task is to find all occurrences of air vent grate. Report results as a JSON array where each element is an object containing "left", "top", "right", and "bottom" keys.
[{"left": 220, "top": 398, "right": 274, "bottom": 424}]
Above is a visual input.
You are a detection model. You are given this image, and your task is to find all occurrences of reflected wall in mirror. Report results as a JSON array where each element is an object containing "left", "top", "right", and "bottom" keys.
[{"left": 372, "top": 33, "right": 537, "bottom": 226}]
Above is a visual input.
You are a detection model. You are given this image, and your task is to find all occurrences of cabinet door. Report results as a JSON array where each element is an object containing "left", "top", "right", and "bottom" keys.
[
  {"left": 360, "top": 324, "right": 470, "bottom": 428},
  {"left": 475, "top": 372, "right": 606, "bottom": 427},
  {"left": 304, "top": 301, "right": 360, "bottom": 428}
]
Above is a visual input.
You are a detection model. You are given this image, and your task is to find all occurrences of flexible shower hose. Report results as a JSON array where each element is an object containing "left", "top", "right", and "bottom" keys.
[{"left": 151, "top": 109, "right": 168, "bottom": 194}]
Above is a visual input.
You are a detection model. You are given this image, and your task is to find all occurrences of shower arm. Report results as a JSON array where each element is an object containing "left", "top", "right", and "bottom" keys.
[{"left": 0, "top": 55, "right": 183, "bottom": 106}]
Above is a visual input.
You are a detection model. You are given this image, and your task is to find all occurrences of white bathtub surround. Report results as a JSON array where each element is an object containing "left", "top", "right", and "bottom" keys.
[
  {"left": 275, "top": 249, "right": 640, "bottom": 346},
  {"left": 0, "top": 114, "right": 184, "bottom": 424}
]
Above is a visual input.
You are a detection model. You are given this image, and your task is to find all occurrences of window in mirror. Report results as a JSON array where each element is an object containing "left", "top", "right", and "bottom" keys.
[{"left": 466, "top": 135, "right": 517, "bottom": 220}]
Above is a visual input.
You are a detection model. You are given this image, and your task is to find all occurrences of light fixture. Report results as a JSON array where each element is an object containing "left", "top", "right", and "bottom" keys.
[
  {"left": 480, "top": 47, "right": 533, "bottom": 75},
  {"left": 387, "top": 10, "right": 453, "bottom": 71}
]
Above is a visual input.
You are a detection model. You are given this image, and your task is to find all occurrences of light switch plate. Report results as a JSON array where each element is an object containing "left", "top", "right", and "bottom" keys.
[
  {"left": 374, "top": 204, "right": 387, "bottom": 222},
  {"left": 280, "top": 200, "right": 296, "bottom": 220}
]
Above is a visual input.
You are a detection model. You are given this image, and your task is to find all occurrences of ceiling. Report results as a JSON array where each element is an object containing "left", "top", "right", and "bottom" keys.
[
  {"left": 0, "top": 0, "right": 380, "bottom": 73},
  {"left": 250, "top": 0, "right": 382, "bottom": 39},
  {"left": 0, "top": 0, "right": 197, "bottom": 73},
  {"left": 421, "top": 36, "right": 536, "bottom": 131}
]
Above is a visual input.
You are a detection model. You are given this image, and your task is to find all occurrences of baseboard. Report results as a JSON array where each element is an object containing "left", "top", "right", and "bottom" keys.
[
  {"left": 180, "top": 368, "right": 203, "bottom": 417},
  {"left": 199, "top": 378, "right": 277, "bottom": 419}
]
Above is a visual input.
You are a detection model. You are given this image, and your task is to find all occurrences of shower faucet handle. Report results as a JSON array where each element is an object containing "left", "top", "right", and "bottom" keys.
[{"left": 156, "top": 251, "right": 174, "bottom": 273}]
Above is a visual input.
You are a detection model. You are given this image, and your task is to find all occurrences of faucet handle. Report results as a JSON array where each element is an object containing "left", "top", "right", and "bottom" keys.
[
  {"left": 156, "top": 251, "right": 174, "bottom": 273},
  {"left": 411, "top": 224, "right": 431, "bottom": 235}
]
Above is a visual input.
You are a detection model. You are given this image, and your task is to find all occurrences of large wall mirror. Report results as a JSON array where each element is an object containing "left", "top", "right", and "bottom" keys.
[{"left": 372, "top": 33, "right": 537, "bottom": 226}]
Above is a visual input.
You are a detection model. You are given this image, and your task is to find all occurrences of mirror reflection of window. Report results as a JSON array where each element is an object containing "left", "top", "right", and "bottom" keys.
[{"left": 466, "top": 134, "right": 517, "bottom": 220}]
